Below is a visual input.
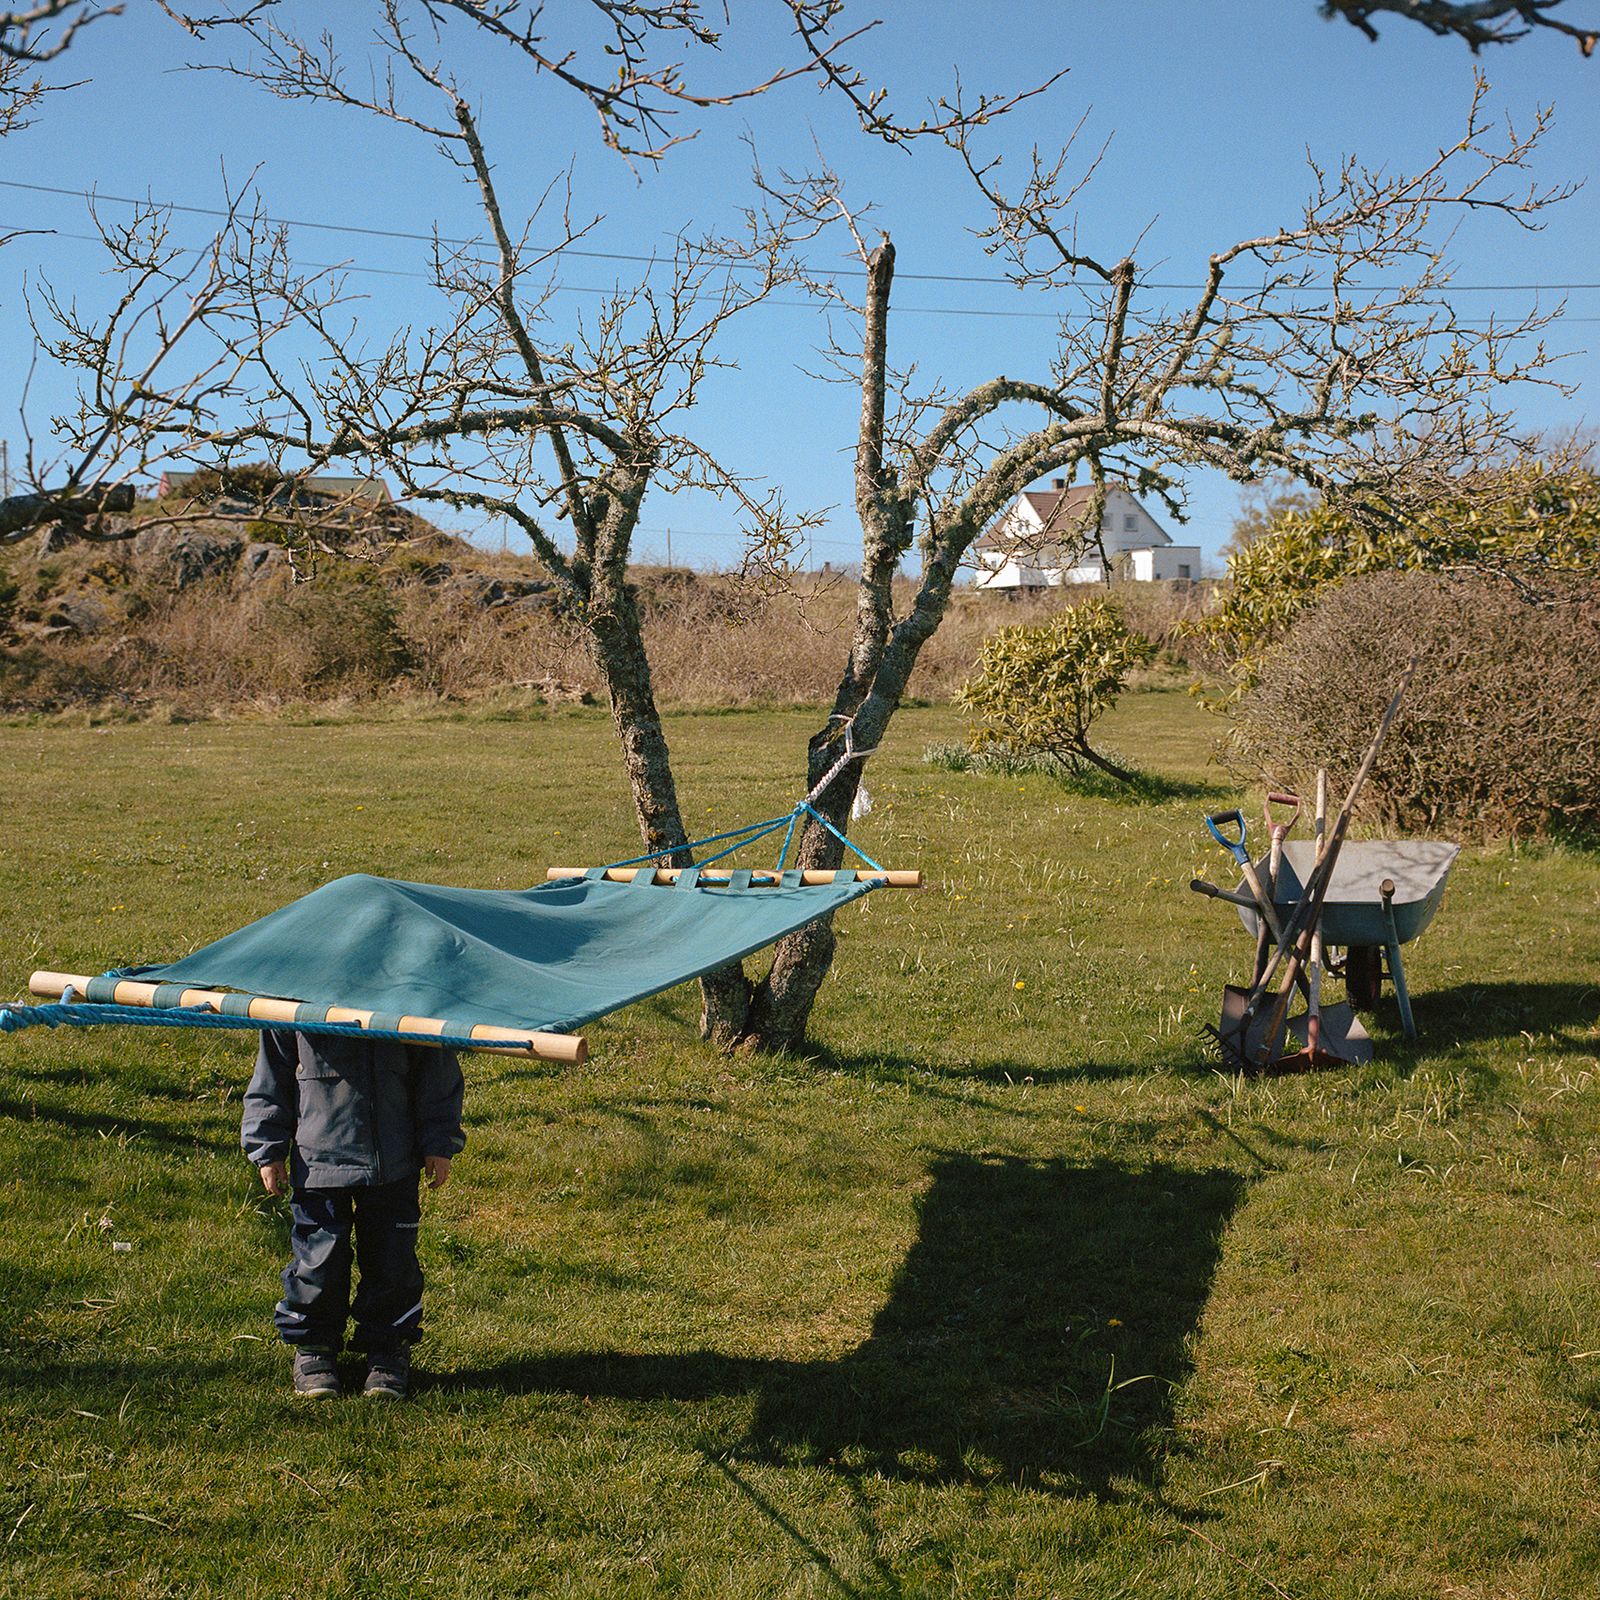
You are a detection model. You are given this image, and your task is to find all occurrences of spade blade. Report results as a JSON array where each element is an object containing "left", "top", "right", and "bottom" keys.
[
  {"left": 1274, "top": 1004, "right": 1373, "bottom": 1071},
  {"left": 1215, "top": 984, "right": 1288, "bottom": 1072}
]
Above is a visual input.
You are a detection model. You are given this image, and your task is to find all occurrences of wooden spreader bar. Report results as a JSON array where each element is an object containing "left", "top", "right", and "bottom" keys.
[
  {"left": 29, "top": 971, "right": 586, "bottom": 1064},
  {"left": 547, "top": 866, "right": 923, "bottom": 888}
]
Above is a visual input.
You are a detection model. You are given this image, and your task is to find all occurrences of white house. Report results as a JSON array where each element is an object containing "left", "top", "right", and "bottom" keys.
[{"left": 972, "top": 479, "right": 1201, "bottom": 590}]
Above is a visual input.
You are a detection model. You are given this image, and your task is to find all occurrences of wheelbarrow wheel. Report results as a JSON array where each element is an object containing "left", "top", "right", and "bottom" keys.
[{"left": 1345, "top": 944, "right": 1383, "bottom": 1009}]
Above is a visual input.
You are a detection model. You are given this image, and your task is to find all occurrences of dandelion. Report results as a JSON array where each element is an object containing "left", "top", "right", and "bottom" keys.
[
  {"left": 1107, "top": 1318, "right": 1122, "bottom": 1327},
  {"left": 1074, "top": 1104, "right": 1087, "bottom": 1113},
  {"left": 1014, "top": 980, "right": 1025, "bottom": 990}
]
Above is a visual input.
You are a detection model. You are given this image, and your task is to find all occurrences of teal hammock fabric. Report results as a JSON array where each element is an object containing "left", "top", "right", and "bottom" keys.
[{"left": 90, "top": 870, "right": 875, "bottom": 1034}]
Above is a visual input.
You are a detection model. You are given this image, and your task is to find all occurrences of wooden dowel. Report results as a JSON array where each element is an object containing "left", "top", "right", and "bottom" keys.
[
  {"left": 27, "top": 971, "right": 586, "bottom": 1064},
  {"left": 546, "top": 866, "right": 923, "bottom": 888}
]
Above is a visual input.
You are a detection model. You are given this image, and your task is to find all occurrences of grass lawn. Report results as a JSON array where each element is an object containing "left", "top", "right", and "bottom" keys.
[{"left": 2, "top": 690, "right": 1598, "bottom": 1598}]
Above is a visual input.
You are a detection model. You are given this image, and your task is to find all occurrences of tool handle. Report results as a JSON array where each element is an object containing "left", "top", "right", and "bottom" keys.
[
  {"left": 1263, "top": 790, "right": 1300, "bottom": 838},
  {"left": 1205, "top": 811, "right": 1247, "bottom": 861},
  {"left": 1189, "top": 877, "right": 1256, "bottom": 908}
]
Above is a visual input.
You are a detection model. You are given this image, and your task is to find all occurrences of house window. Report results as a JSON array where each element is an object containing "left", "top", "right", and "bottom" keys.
[
  {"left": 1178, "top": 564, "right": 1192, "bottom": 579},
  {"left": 1122, "top": 513, "right": 1137, "bottom": 531}
]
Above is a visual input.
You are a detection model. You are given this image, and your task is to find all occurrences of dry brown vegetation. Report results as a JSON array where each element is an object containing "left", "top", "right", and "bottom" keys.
[{"left": 0, "top": 527, "right": 1209, "bottom": 718}]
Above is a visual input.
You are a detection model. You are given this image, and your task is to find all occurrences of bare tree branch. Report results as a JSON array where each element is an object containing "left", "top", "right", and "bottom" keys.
[
  {"left": 0, "top": 0, "right": 119, "bottom": 63},
  {"left": 1323, "top": 0, "right": 1597, "bottom": 53}
]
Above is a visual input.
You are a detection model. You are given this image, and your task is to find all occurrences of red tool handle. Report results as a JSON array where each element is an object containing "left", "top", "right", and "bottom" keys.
[{"left": 1263, "top": 791, "right": 1301, "bottom": 837}]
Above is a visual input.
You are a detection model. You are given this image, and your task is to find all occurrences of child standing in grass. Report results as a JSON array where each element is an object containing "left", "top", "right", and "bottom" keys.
[{"left": 241, "top": 1030, "right": 465, "bottom": 1399}]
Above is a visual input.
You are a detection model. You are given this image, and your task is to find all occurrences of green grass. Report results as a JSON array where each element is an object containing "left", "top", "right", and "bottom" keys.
[{"left": 2, "top": 689, "right": 1598, "bottom": 1598}]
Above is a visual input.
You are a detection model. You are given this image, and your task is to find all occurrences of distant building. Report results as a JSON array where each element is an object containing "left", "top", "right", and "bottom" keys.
[
  {"left": 157, "top": 469, "right": 393, "bottom": 512},
  {"left": 972, "top": 479, "right": 1201, "bottom": 590}
]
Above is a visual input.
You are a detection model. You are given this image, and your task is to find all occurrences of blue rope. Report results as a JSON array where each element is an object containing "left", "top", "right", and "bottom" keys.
[
  {"left": 600, "top": 800, "right": 883, "bottom": 879},
  {"left": 793, "top": 802, "right": 884, "bottom": 873},
  {"left": 601, "top": 813, "right": 791, "bottom": 871},
  {"left": 0, "top": 1001, "right": 494, "bottom": 1053},
  {"left": 696, "top": 817, "right": 791, "bottom": 868}
]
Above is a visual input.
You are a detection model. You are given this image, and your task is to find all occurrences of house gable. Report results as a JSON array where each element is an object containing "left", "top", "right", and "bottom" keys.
[{"left": 974, "top": 477, "right": 1186, "bottom": 590}]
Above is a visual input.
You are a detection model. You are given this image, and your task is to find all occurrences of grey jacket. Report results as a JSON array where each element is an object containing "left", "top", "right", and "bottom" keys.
[{"left": 241, "top": 1030, "right": 466, "bottom": 1188}]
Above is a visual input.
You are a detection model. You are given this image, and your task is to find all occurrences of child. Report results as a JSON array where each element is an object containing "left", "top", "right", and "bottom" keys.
[{"left": 241, "top": 1029, "right": 465, "bottom": 1399}]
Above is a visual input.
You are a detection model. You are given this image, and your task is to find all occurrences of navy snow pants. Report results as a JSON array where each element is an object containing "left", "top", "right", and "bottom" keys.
[{"left": 275, "top": 1177, "right": 424, "bottom": 1353}]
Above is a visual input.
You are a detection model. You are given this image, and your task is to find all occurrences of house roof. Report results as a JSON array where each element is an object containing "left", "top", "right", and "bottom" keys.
[{"left": 974, "top": 481, "right": 1170, "bottom": 552}]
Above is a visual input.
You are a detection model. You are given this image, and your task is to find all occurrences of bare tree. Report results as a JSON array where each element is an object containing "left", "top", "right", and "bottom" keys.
[
  {"left": 1323, "top": 0, "right": 1597, "bottom": 53},
  {"left": 18, "top": 0, "right": 1059, "bottom": 1042},
  {"left": 737, "top": 75, "right": 1574, "bottom": 1048}
]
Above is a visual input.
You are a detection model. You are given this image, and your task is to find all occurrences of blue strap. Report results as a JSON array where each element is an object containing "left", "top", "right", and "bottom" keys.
[
  {"left": 150, "top": 983, "right": 191, "bottom": 1009},
  {"left": 367, "top": 1012, "right": 403, "bottom": 1034},
  {"left": 584, "top": 867, "right": 608, "bottom": 881},
  {"left": 85, "top": 975, "right": 122, "bottom": 1003},
  {"left": 675, "top": 867, "right": 701, "bottom": 890},
  {"left": 627, "top": 868, "right": 660, "bottom": 889},
  {"left": 795, "top": 804, "right": 885, "bottom": 873},
  {"left": 780, "top": 869, "right": 803, "bottom": 889},
  {"left": 835, "top": 869, "right": 858, "bottom": 884},
  {"left": 727, "top": 869, "right": 753, "bottom": 892},
  {"left": 602, "top": 813, "right": 790, "bottom": 871},
  {"left": 219, "top": 993, "right": 255, "bottom": 1018},
  {"left": 294, "top": 1002, "right": 332, "bottom": 1025},
  {"left": 598, "top": 800, "right": 884, "bottom": 879}
]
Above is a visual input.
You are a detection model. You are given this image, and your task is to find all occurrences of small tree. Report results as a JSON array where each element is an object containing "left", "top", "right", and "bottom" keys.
[{"left": 956, "top": 598, "right": 1154, "bottom": 784}]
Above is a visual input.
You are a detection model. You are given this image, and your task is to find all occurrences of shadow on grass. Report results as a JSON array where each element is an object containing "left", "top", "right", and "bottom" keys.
[
  {"left": 0, "top": 1092, "right": 226, "bottom": 1154},
  {"left": 796, "top": 1042, "right": 1208, "bottom": 1092},
  {"left": 1375, "top": 981, "right": 1599, "bottom": 1072},
  {"left": 927, "top": 750, "right": 1227, "bottom": 807},
  {"left": 1413, "top": 981, "right": 1597, "bottom": 1045},
  {"left": 445, "top": 1153, "right": 1247, "bottom": 1501}
]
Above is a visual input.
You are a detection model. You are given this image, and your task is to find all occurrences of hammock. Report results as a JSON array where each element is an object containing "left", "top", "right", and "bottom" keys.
[{"left": 1, "top": 800, "right": 914, "bottom": 1062}]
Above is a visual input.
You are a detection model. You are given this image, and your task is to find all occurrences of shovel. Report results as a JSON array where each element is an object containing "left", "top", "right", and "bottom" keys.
[
  {"left": 1274, "top": 769, "right": 1372, "bottom": 1071},
  {"left": 1208, "top": 796, "right": 1306, "bottom": 1067},
  {"left": 1257, "top": 791, "right": 1300, "bottom": 984},
  {"left": 1204, "top": 810, "right": 1290, "bottom": 954}
]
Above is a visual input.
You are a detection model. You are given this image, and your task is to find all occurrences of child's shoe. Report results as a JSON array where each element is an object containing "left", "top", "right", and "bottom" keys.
[
  {"left": 362, "top": 1347, "right": 411, "bottom": 1400},
  {"left": 292, "top": 1348, "right": 341, "bottom": 1398}
]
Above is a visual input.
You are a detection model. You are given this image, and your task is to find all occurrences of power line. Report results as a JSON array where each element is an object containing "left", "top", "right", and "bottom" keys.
[
  {"left": 3, "top": 177, "right": 1596, "bottom": 295},
  {"left": 635, "top": 523, "right": 862, "bottom": 553},
  {"left": 12, "top": 222, "right": 1598, "bottom": 327}
]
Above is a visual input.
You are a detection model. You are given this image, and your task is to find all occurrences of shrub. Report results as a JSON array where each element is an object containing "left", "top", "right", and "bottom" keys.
[
  {"left": 264, "top": 568, "right": 412, "bottom": 693},
  {"left": 1230, "top": 570, "right": 1600, "bottom": 840},
  {"left": 1189, "top": 466, "right": 1600, "bottom": 704},
  {"left": 0, "top": 560, "right": 17, "bottom": 639},
  {"left": 956, "top": 597, "right": 1154, "bottom": 783}
]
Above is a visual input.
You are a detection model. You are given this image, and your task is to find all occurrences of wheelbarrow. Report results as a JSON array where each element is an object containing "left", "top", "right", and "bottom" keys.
[{"left": 1232, "top": 839, "right": 1459, "bottom": 1039}]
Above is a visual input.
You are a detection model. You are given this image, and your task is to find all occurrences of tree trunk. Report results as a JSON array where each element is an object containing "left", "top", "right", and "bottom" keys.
[
  {"left": 740, "top": 538, "right": 966, "bottom": 1053},
  {"left": 583, "top": 586, "right": 752, "bottom": 1044},
  {"left": 1074, "top": 738, "right": 1139, "bottom": 784}
]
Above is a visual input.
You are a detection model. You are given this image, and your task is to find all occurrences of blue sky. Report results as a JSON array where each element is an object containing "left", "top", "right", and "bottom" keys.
[{"left": 2, "top": 1, "right": 1595, "bottom": 571}]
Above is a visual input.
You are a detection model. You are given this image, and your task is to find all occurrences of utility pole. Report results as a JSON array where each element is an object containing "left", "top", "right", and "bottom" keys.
[
  {"left": 0, "top": 441, "right": 10, "bottom": 498},
  {"left": 665, "top": 526, "right": 672, "bottom": 570}
]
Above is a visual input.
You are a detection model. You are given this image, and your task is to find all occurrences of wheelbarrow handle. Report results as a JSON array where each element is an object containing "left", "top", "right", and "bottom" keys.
[{"left": 1204, "top": 810, "right": 1248, "bottom": 862}]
